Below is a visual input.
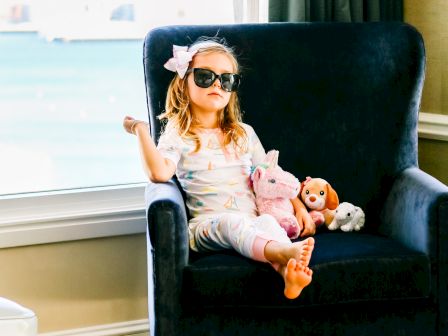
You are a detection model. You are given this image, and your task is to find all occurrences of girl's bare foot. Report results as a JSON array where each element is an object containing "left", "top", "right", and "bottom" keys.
[
  {"left": 281, "top": 259, "right": 313, "bottom": 299},
  {"left": 292, "top": 237, "right": 314, "bottom": 267},
  {"left": 265, "top": 237, "right": 315, "bottom": 266},
  {"left": 264, "top": 237, "right": 315, "bottom": 299}
]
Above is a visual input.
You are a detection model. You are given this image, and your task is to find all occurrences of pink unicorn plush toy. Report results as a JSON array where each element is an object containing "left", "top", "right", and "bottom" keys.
[{"left": 251, "top": 150, "right": 301, "bottom": 239}]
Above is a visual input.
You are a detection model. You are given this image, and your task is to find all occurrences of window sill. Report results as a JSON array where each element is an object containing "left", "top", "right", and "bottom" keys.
[{"left": 0, "top": 184, "right": 147, "bottom": 249}]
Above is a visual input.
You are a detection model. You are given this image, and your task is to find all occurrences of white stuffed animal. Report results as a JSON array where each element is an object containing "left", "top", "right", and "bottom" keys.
[{"left": 328, "top": 202, "right": 365, "bottom": 232}]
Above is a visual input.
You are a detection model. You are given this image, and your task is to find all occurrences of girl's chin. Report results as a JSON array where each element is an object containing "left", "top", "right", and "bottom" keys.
[
  {"left": 191, "top": 99, "right": 229, "bottom": 113},
  {"left": 203, "top": 102, "right": 227, "bottom": 111}
]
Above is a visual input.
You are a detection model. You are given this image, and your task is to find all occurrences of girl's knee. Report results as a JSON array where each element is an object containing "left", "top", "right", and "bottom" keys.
[
  {"left": 256, "top": 214, "right": 290, "bottom": 242},
  {"left": 219, "top": 213, "right": 246, "bottom": 230},
  {"left": 257, "top": 214, "right": 280, "bottom": 230},
  {"left": 258, "top": 213, "right": 277, "bottom": 223}
]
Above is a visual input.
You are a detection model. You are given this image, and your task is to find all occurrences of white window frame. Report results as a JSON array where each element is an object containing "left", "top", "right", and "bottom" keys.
[{"left": 243, "top": 0, "right": 269, "bottom": 23}]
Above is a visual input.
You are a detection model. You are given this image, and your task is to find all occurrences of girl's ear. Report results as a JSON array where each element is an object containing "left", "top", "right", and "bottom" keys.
[
  {"left": 252, "top": 166, "right": 265, "bottom": 182},
  {"left": 325, "top": 183, "right": 340, "bottom": 210}
]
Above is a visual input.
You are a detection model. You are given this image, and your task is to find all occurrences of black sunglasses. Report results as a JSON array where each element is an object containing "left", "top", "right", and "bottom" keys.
[{"left": 187, "top": 68, "right": 241, "bottom": 92}]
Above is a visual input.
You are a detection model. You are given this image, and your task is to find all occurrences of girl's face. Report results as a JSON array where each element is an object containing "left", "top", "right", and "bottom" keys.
[{"left": 187, "top": 52, "right": 234, "bottom": 118}]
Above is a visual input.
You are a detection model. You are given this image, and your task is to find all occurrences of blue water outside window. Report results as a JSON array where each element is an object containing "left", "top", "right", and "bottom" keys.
[{"left": 0, "top": 32, "right": 148, "bottom": 194}]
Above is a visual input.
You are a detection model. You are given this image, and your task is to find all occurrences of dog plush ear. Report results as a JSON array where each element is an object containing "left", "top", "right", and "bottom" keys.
[
  {"left": 303, "top": 176, "right": 312, "bottom": 185},
  {"left": 325, "top": 183, "right": 340, "bottom": 210},
  {"left": 300, "top": 176, "right": 312, "bottom": 195}
]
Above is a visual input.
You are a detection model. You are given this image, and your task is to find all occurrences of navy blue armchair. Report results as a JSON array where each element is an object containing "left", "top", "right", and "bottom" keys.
[{"left": 143, "top": 23, "right": 448, "bottom": 336}]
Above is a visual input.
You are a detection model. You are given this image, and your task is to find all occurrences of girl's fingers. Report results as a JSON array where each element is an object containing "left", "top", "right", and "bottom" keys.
[{"left": 123, "top": 116, "right": 136, "bottom": 133}]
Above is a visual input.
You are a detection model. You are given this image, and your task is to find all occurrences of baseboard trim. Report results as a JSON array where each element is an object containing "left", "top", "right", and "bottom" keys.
[
  {"left": 418, "top": 112, "right": 448, "bottom": 141},
  {"left": 39, "top": 319, "right": 149, "bottom": 336}
]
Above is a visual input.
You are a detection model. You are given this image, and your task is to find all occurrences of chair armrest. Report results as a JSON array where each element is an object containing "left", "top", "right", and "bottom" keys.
[
  {"left": 379, "top": 167, "right": 448, "bottom": 334},
  {"left": 145, "top": 180, "right": 189, "bottom": 336},
  {"left": 379, "top": 167, "right": 448, "bottom": 258}
]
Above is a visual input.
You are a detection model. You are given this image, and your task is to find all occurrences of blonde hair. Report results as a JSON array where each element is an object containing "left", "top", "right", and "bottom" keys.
[{"left": 158, "top": 38, "right": 248, "bottom": 153}]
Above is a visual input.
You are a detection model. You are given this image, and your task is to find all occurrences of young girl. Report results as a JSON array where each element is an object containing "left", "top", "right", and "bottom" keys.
[{"left": 123, "top": 38, "right": 316, "bottom": 299}]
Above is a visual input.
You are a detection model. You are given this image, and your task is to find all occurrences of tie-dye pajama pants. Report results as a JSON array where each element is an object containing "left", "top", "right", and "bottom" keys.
[{"left": 189, "top": 213, "right": 291, "bottom": 262}]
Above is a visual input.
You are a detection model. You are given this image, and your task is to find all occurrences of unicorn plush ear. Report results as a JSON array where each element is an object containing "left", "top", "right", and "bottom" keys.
[
  {"left": 251, "top": 166, "right": 266, "bottom": 183},
  {"left": 265, "top": 149, "right": 279, "bottom": 168}
]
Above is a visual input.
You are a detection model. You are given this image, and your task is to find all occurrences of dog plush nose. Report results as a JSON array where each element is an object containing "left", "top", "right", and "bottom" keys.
[{"left": 309, "top": 195, "right": 316, "bottom": 202}]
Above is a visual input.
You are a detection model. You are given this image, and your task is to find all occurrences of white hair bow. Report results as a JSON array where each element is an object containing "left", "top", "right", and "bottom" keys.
[{"left": 164, "top": 45, "right": 197, "bottom": 79}]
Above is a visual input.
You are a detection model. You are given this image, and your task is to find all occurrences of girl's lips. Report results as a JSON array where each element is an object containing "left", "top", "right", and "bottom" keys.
[{"left": 208, "top": 92, "right": 222, "bottom": 97}]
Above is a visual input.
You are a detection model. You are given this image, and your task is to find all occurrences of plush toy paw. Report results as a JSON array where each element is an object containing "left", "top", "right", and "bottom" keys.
[
  {"left": 328, "top": 219, "right": 339, "bottom": 231},
  {"left": 340, "top": 224, "right": 354, "bottom": 232},
  {"left": 309, "top": 210, "right": 325, "bottom": 226},
  {"left": 279, "top": 215, "right": 301, "bottom": 239}
]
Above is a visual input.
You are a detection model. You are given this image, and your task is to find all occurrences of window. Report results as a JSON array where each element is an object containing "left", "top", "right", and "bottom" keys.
[
  {"left": 0, "top": 0, "right": 268, "bottom": 196},
  {"left": 0, "top": 0, "right": 268, "bottom": 247}
]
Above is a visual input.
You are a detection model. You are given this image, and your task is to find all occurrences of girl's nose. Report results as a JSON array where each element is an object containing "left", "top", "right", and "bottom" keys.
[{"left": 212, "top": 78, "right": 221, "bottom": 88}]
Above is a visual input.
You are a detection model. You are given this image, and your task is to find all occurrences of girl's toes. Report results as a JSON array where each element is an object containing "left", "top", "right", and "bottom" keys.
[{"left": 287, "top": 258, "right": 297, "bottom": 271}]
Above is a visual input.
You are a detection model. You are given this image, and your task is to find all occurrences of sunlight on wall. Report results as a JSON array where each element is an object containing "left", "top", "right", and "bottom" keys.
[{"left": 405, "top": 0, "right": 448, "bottom": 116}]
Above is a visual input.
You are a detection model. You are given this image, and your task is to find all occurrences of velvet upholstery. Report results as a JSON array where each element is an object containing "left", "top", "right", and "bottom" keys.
[
  {"left": 183, "top": 233, "right": 430, "bottom": 308},
  {"left": 143, "top": 23, "right": 448, "bottom": 335}
]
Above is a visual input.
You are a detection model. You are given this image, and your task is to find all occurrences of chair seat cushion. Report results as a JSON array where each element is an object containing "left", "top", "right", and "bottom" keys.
[{"left": 182, "top": 232, "right": 431, "bottom": 308}]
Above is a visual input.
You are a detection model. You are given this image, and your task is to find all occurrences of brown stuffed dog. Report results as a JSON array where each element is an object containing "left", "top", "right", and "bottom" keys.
[{"left": 300, "top": 177, "right": 339, "bottom": 227}]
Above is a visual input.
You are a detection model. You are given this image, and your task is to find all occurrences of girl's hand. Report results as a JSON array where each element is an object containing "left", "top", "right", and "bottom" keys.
[
  {"left": 296, "top": 208, "right": 316, "bottom": 237},
  {"left": 290, "top": 197, "right": 316, "bottom": 237},
  {"left": 123, "top": 116, "right": 149, "bottom": 135},
  {"left": 123, "top": 116, "right": 137, "bottom": 134}
]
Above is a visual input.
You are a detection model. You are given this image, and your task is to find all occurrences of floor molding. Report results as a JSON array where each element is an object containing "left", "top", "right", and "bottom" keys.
[
  {"left": 419, "top": 112, "right": 448, "bottom": 141},
  {"left": 39, "top": 319, "right": 149, "bottom": 336}
]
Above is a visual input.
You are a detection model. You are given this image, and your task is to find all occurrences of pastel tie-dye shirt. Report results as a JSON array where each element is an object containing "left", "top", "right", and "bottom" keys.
[{"left": 157, "top": 123, "right": 266, "bottom": 218}]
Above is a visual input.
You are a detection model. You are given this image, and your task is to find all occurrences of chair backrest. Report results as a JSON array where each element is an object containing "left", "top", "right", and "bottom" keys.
[{"left": 143, "top": 22, "right": 425, "bottom": 231}]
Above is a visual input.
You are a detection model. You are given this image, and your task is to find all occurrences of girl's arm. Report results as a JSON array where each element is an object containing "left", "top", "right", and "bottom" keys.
[
  {"left": 291, "top": 197, "right": 316, "bottom": 237},
  {"left": 123, "top": 116, "right": 176, "bottom": 183}
]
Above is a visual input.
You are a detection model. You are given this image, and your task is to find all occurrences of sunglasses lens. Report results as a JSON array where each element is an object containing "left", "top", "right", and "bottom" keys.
[
  {"left": 192, "top": 69, "right": 241, "bottom": 92},
  {"left": 221, "top": 74, "right": 241, "bottom": 92},
  {"left": 194, "top": 69, "right": 215, "bottom": 88}
]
